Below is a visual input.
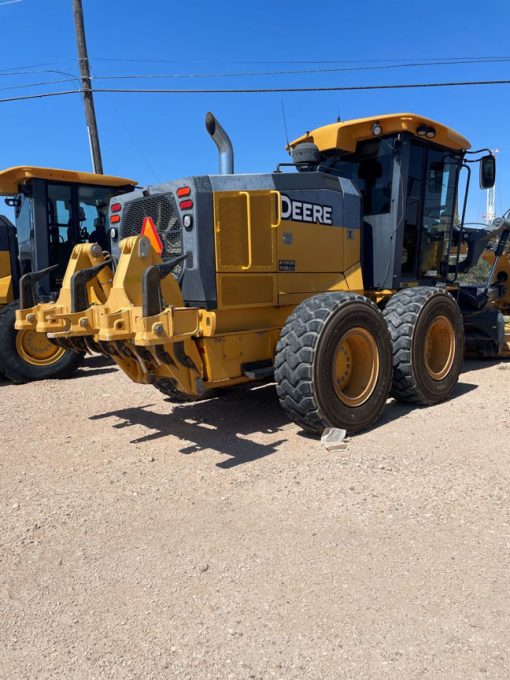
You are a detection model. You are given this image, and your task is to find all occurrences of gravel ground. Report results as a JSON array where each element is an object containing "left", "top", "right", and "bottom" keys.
[{"left": 1, "top": 357, "right": 509, "bottom": 680}]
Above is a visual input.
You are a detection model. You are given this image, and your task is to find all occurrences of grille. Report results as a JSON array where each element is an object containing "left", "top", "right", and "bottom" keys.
[
  {"left": 120, "top": 193, "right": 183, "bottom": 277},
  {"left": 457, "top": 258, "right": 491, "bottom": 285}
]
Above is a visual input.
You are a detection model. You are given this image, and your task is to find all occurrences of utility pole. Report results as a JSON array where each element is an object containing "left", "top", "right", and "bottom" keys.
[{"left": 72, "top": 0, "right": 103, "bottom": 174}]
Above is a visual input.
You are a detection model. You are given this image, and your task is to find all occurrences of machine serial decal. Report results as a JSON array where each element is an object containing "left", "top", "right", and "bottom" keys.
[{"left": 280, "top": 194, "right": 333, "bottom": 225}]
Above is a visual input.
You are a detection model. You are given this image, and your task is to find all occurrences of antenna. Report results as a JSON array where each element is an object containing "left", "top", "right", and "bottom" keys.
[{"left": 280, "top": 99, "right": 290, "bottom": 152}]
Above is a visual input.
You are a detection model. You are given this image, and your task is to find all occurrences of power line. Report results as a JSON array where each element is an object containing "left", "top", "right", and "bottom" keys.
[
  {"left": 92, "top": 80, "right": 510, "bottom": 94},
  {"left": 2, "top": 57, "right": 510, "bottom": 95},
  {"left": 89, "top": 57, "right": 510, "bottom": 80},
  {"left": 2, "top": 56, "right": 508, "bottom": 82},
  {"left": 0, "top": 61, "right": 76, "bottom": 74},
  {"left": 0, "top": 55, "right": 509, "bottom": 99},
  {"left": 1, "top": 79, "right": 510, "bottom": 104},
  {"left": 90, "top": 55, "right": 510, "bottom": 65},
  {"left": 2, "top": 55, "right": 510, "bottom": 76},
  {"left": 0, "top": 90, "right": 78, "bottom": 103},
  {"left": 0, "top": 78, "right": 76, "bottom": 92}
]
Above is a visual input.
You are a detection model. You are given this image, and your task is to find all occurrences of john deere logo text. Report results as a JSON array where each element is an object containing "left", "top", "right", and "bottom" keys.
[{"left": 281, "top": 194, "right": 333, "bottom": 225}]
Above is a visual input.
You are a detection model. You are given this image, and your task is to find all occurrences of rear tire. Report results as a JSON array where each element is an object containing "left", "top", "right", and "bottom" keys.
[
  {"left": 0, "top": 301, "right": 84, "bottom": 384},
  {"left": 275, "top": 292, "right": 393, "bottom": 434},
  {"left": 383, "top": 287, "right": 464, "bottom": 404}
]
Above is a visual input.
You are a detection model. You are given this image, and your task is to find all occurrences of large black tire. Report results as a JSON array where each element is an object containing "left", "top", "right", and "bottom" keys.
[
  {"left": 275, "top": 292, "right": 393, "bottom": 434},
  {"left": 382, "top": 287, "right": 464, "bottom": 404},
  {"left": 0, "top": 301, "right": 84, "bottom": 384}
]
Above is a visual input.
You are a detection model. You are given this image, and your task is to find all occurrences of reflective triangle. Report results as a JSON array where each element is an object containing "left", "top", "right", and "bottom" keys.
[{"left": 141, "top": 216, "right": 163, "bottom": 255}]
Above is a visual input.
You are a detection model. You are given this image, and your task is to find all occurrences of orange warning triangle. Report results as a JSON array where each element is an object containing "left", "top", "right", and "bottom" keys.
[{"left": 141, "top": 216, "right": 163, "bottom": 255}]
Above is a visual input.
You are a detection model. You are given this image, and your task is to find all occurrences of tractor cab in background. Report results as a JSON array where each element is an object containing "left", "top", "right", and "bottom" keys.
[
  {"left": 0, "top": 167, "right": 136, "bottom": 298},
  {"left": 0, "top": 166, "right": 137, "bottom": 383}
]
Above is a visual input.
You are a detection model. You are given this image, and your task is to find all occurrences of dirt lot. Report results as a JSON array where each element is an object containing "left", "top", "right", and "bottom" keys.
[{"left": 1, "top": 357, "right": 509, "bottom": 680}]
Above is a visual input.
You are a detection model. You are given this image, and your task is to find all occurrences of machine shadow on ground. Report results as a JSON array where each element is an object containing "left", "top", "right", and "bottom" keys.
[
  {"left": 461, "top": 358, "right": 509, "bottom": 374},
  {"left": 374, "top": 380, "right": 478, "bottom": 430},
  {"left": 89, "top": 376, "right": 479, "bottom": 465},
  {"left": 296, "top": 380, "right": 479, "bottom": 441},
  {"left": 90, "top": 383, "right": 291, "bottom": 468},
  {"left": 72, "top": 354, "right": 117, "bottom": 379}
]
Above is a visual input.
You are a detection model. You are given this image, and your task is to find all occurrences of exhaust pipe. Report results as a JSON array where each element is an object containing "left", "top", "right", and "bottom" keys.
[{"left": 205, "top": 112, "right": 234, "bottom": 174}]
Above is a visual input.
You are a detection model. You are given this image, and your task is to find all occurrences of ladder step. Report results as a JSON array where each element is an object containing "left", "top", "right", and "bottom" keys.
[{"left": 243, "top": 366, "right": 274, "bottom": 380}]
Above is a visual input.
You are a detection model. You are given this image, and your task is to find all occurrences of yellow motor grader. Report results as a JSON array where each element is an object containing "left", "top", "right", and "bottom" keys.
[{"left": 15, "top": 112, "right": 507, "bottom": 433}]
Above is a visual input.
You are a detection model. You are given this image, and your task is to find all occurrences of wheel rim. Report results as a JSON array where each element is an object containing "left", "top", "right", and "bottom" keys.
[
  {"left": 423, "top": 315, "right": 455, "bottom": 381},
  {"left": 15, "top": 329, "right": 65, "bottom": 366},
  {"left": 332, "top": 327, "right": 379, "bottom": 407}
]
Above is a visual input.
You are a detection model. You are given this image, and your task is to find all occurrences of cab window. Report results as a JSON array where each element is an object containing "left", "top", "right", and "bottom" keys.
[
  {"left": 47, "top": 184, "right": 73, "bottom": 245},
  {"left": 419, "top": 150, "right": 458, "bottom": 277},
  {"left": 78, "top": 185, "right": 111, "bottom": 251},
  {"left": 16, "top": 194, "right": 33, "bottom": 244},
  {"left": 321, "top": 138, "right": 394, "bottom": 215}
]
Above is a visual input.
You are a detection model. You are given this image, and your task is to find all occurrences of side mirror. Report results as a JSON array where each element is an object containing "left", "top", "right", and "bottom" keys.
[{"left": 480, "top": 154, "right": 496, "bottom": 189}]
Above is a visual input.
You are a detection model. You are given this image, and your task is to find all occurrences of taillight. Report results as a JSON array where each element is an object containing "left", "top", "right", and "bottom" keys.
[
  {"left": 111, "top": 202, "right": 122, "bottom": 212},
  {"left": 176, "top": 186, "right": 191, "bottom": 197},
  {"left": 110, "top": 214, "right": 121, "bottom": 224},
  {"left": 179, "top": 199, "right": 193, "bottom": 210}
]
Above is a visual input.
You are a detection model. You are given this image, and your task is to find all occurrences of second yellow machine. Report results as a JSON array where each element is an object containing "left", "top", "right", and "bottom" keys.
[{"left": 17, "top": 112, "right": 508, "bottom": 433}]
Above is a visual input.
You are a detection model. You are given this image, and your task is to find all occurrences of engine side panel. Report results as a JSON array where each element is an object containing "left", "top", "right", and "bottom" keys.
[{"left": 113, "top": 171, "right": 362, "bottom": 313}]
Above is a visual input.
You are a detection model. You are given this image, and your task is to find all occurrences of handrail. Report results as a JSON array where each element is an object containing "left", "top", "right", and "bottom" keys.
[
  {"left": 270, "top": 190, "right": 281, "bottom": 228},
  {"left": 239, "top": 191, "right": 252, "bottom": 270}
]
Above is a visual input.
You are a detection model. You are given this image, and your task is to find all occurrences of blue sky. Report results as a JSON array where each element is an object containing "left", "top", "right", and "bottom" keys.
[{"left": 0, "top": 0, "right": 509, "bottom": 223}]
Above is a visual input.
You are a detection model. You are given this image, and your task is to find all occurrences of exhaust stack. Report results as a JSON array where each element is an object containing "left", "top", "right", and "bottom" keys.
[{"left": 205, "top": 112, "right": 234, "bottom": 174}]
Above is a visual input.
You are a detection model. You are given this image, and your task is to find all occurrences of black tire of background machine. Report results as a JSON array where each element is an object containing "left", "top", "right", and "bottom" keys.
[{"left": 0, "top": 301, "right": 83, "bottom": 384}]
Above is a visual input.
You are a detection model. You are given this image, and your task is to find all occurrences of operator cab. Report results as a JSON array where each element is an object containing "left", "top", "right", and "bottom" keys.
[
  {"left": 0, "top": 167, "right": 136, "bottom": 296},
  {"left": 320, "top": 135, "right": 461, "bottom": 287},
  {"left": 290, "top": 113, "right": 494, "bottom": 290}
]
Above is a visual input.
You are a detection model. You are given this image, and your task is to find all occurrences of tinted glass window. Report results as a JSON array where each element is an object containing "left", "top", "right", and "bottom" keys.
[
  {"left": 47, "top": 183, "right": 73, "bottom": 245},
  {"left": 78, "top": 185, "right": 112, "bottom": 251},
  {"left": 419, "top": 150, "right": 458, "bottom": 277},
  {"left": 401, "top": 143, "right": 427, "bottom": 274},
  {"left": 321, "top": 139, "right": 394, "bottom": 215},
  {"left": 16, "top": 195, "right": 33, "bottom": 244}
]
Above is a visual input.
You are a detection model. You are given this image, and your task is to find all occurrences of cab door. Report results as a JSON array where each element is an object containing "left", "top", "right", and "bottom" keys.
[
  {"left": 46, "top": 182, "right": 75, "bottom": 288},
  {"left": 401, "top": 142, "right": 459, "bottom": 282}
]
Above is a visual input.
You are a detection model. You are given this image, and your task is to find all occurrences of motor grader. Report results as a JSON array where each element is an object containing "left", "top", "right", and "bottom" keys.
[
  {"left": 0, "top": 167, "right": 136, "bottom": 382},
  {"left": 15, "top": 112, "right": 507, "bottom": 433}
]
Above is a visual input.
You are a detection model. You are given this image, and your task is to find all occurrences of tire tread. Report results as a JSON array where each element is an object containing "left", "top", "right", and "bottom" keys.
[
  {"left": 275, "top": 292, "right": 387, "bottom": 433},
  {"left": 382, "top": 286, "right": 462, "bottom": 403}
]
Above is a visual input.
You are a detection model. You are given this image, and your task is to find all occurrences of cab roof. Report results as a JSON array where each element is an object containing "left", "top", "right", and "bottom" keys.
[
  {"left": 0, "top": 166, "right": 137, "bottom": 196},
  {"left": 289, "top": 113, "right": 471, "bottom": 154}
]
